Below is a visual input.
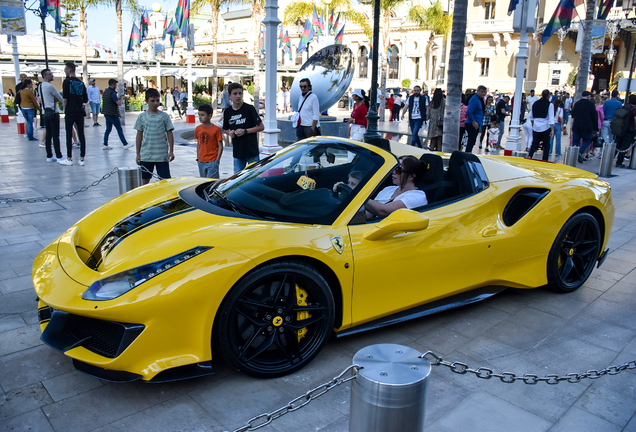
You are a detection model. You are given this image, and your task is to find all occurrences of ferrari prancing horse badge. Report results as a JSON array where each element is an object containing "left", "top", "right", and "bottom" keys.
[{"left": 330, "top": 236, "right": 345, "bottom": 254}]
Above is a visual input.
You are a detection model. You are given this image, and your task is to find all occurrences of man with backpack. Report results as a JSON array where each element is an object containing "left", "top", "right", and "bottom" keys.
[
  {"left": 570, "top": 91, "right": 598, "bottom": 163},
  {"left": 603, "top": 90, "right": 622, "bottom": 145},
  {"left": 401, "top": 85, "right": 427, "bottom": 148},
  {"left": 611, "top": 94, "right": 636, "bottom": 167}
]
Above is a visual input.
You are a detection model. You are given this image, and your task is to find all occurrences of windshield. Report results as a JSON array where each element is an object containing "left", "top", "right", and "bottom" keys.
[{"left": 200, "top": 142, "right": 385, "bottom": 224}]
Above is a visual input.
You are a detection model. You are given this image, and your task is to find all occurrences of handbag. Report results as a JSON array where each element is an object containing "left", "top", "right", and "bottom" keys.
[{"left": 291, "top": 92, "right": 312, "bottom": 128}]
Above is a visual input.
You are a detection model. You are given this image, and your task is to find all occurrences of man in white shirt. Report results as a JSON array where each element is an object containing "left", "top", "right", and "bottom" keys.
[
  {"left": 87, "top": 79, "right": 101, "bottom": 127},
  {"left": 525, "top": 89, "right": 539, "bottom": 113},
  {"left": 527, "top": 89, "right": 554, "bottom": 161},
  {"left": 563, "top": 92, "right": 573, "bottom": 135},
  {"left": 400, "top": 85, "right": 426, "bottom": 148},
  {"left": 297, "top": 78, "right": 321, "bottom": 139}
]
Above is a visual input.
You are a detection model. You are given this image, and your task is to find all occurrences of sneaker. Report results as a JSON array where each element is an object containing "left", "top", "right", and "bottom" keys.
[
  {"left": 73, "top": 142, "right": 80, "bottom": 148},
  {"left": 578, "top": 155, "right": 584, "bottom": 164},
  {"left": 123, "top": 143, "right": 134, "bottom": 149},
  {"left": 616, "top": 162, "right": 625, "bottom": 168},
  {"left": 39, "top": 143, "right": 45, "bottom": 148},
  {"left": 46, "top": 157, "right": 57, "bottom": 162},
  {"left": 96, "top": 123, "right": 101, "bottom": 126},
  {"left": 102, "top": 145, "right": 113, "bottom": 150},
  {"left": 58, "top": 158, "right": 73, "bottom": 166},
  {"left": 28, "top": 138, "right": 38, "bottom": 141},
  {"left": 79, "top": 159, "right": 85, "bottom": 166},
  {"left": 485, "top": 148, "right": 490, "bottom": 152}
]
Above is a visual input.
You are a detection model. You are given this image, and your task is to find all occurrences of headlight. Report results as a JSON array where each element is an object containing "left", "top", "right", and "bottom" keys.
[{"left": 83, "top": 246, "right": 212, "bottom": 301}]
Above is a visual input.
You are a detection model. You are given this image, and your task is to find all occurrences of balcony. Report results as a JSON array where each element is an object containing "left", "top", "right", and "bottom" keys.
[{"left": 467, "top": 19, "right": 514, "bottom": 34}]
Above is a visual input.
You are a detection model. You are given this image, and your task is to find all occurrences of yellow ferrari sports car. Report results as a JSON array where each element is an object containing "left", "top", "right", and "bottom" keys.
[{"left": 32, "top": 138, "right": 614, "bottom": 382}]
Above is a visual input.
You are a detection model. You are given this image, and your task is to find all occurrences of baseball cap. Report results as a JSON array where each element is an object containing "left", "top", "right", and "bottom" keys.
[
  {"left": 351, "top": 88, "right": 364, "bottom": 99},
  {"left": 582, "top": 91, "right": 591, "bottom": 97}
]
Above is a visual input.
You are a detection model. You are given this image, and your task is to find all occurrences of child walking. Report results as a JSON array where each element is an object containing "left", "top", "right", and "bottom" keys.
[
  {"left": 195, "top": 104, "right": 224, "bottom": 178},
  {"left": 135, "top": 88, "right": 175, "bottom": 185},
  {"left": 487, "top": 119, "right": 499, "bottom": 152}
]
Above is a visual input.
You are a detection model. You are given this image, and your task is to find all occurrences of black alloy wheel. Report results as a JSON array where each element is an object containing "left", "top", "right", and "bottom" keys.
[
  {"left": 547, "top": 213, "right": 601, "bottom": 293},
  {"left": 215, "top": 261, "right": 335, "bottom": 378}
]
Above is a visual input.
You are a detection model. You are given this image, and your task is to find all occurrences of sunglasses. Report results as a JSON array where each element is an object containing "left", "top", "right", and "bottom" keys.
[
  {"left": 395, "top": 166, "right": 411, "bottom": 175},
  {"left": 299, "top": 85, "right": 308, "bottom": 88}
]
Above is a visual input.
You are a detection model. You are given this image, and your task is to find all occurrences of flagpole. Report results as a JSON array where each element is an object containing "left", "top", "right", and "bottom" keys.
[{"left": 261, "top": 0, "right": 282, "bottom": 156}]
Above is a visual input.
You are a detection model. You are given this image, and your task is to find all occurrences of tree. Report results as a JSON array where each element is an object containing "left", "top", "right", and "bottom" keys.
[
  {"left": 113, "top": 0, "right": 140, "bottom": 123},
  {"left": 243, "top": 0, "right": 266, "bottom": 111},
  {"left": 574, "top": 0, "right": 594, "bottom": 103},
  {"left": 407, "top": 1, "right": 451, "bottom": 87},
  {"left": 192, "top": 0, "right": 231, "bottom": 112},
  {"left": 283, "top": 0, "right": 371, "bottom": 36},
  {"left": 441, "top": 0, "right": 467, "bottom": 153},
  {"left": 47, "top": 0, "right": 78, "bottom": 36}
]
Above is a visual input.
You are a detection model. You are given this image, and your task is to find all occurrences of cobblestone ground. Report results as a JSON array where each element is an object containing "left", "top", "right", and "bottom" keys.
[{"left": 1, "top": 111, "right": 635, "bottom": 432}]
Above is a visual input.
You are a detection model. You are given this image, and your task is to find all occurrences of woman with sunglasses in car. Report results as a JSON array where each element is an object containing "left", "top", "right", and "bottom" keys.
[{"left": 365, "top": 155, "right": 427, "bottom": 219}]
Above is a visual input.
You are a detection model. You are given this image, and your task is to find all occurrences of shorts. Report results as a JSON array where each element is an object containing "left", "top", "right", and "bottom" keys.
[
  {"left": 90, "top": 102, "right": 100, "bottom": 115},
  {"left": 140, "top": 161, "right": 171, "bottom": 180}
]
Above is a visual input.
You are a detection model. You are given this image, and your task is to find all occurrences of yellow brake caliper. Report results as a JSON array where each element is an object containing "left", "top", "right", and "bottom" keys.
[{"left": 296, "top": 285, "right": 311, "bottom": 342}]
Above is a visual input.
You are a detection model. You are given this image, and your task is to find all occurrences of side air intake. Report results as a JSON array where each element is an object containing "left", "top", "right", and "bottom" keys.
[{"left": 502, "top": 188, "right": 549, "bottom": 226}]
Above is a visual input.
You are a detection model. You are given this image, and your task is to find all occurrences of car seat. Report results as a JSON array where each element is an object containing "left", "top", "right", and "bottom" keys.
[
  {"left": 417, "top": 153, "right": 445, "bottom": 203},
  {"left": 445, "top": 151, "right": 480, "bottom": 196}
]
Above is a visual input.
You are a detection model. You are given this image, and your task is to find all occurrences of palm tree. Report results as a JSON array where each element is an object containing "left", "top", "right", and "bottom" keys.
[
  {"left": 242, "top": 0, "right": 266, "bottom": 111},
  {"left": 407, "top": 1, "right": 451, "bottom": 88},
  {"left": 441, "top": 0, "right": 466, "bottom": 153},
  {"left": 113, "top": 0, "right": 139, "bottom": 123},
  {"left": 574, "top": 0, "right": 594, "bottom": 103},
  {"left": 377, "top": 0, "right": 407, "bottom": 122},
  {"left": 283, "top": 0, "right": 371, "bottom": 35},
  {"left": 192, "top": 0, "right": 231, "bottom": 112}
]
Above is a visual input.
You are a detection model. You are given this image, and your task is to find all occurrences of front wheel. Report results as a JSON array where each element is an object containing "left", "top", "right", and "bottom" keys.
[
  {"left": 215, "top": 261, "right": 335, "bottom": 378},
  {"left": 547, "top": 213, "right": 601, "bottom": 293}
]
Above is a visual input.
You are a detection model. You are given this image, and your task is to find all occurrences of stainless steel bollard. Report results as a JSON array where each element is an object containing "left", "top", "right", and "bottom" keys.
[
  {"left": 513, "top": 151, "right": 528, "bottom": 158},
  {"left": 630, "top": 147, "right": 636, "bottom": 169},
  {"left": 349, "top": 344, "right": 431, "bottom": 432},
  {"left": 563, "top": 145, "right": 579, "bottom": 167},
  {"left": 599, "top": 142, "right": 616, "bottom": 177},
  {"left": 117, "top": 166, "right": 142, "bottom": 194}
]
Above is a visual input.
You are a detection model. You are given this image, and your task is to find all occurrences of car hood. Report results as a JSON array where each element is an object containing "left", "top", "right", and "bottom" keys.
[{"left": 480, "top": 156, "right": 599, "bottom": 183}]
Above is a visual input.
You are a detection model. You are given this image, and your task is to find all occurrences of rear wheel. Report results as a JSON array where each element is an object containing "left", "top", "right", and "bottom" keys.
[
  {"left": 215, "top": 261, "right": 335, "bottom": 378},
  {"left": 547, "top": 213, "right": 601, "bottom": 293}
]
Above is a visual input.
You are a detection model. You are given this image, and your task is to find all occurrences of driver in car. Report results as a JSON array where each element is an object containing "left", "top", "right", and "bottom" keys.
[
  {"left": 333, "top": 170, "right": 364, "bottom": 196},
  {"left": 365, "top": 156, "right": 427, "bottom": 219}
]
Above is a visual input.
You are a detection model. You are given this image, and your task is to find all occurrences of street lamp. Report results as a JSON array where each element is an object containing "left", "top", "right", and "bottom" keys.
[
  {"left": 363, "top": 0, "right": 381, "bottom": 140},
  {"left": 605, "top": 20, "right": 620, "bottom": 65}
]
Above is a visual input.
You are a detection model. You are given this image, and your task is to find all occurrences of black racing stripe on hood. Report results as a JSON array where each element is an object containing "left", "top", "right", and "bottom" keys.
[{"left": 87, "top": 198, "right": 194, "bottom": 270}]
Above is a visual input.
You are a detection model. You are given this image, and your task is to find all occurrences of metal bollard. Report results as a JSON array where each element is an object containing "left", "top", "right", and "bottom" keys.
[
  {"left": 630, "top": 147, "right": 636, "bottom": 169},
  {"left": 599, "top": 142, "right": 617, "bottom": 177},
  {"left": 513, "top": 151, "right": 528, "bottom": 158},
  {"left": 350, "top": 344, "right": 431, "bottom": 432},
  {"left": 563, "top": 146, "right": 579, "bottom": 167},
  {"left": 117, "top": 166, "right": 142, "bottom": 194}
]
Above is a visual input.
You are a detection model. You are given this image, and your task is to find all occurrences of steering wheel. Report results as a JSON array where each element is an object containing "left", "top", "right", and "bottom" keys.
[{"left": 334, "top": 183, "right": 353, "bottom": 199}]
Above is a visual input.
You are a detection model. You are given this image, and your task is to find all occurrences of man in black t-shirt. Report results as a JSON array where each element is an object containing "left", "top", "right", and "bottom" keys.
[
  {"left": 61, "top": 62, "right": 88, "bottom": 165},
  {"left": 223, "top": 82, "right": 264, "bottom": 174},
  {"left": 495, "top": 95, "right": 509, "bottom": 147}
]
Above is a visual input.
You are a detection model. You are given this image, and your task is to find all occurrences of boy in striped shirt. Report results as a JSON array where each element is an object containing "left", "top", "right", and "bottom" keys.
[{"left": 135, "top": 88, "right": 175, "bottom": 185}]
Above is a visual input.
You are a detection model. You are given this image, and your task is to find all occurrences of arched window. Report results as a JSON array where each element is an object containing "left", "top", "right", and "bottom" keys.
[
  {"left": 388, "top": 44, "right": 399, "bottom": 79},
  {"left": 358, "top": 46, "right": 368, "bottom": 78}
]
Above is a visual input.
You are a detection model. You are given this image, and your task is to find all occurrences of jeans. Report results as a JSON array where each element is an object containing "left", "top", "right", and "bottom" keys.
[
  {"left": 348, "top": 97, "right": 353, "bottom": 111},
  {"left": 572, "top": 130, "right": 594, "bottom": 155},
  {"left": 44, "top": 110, "right": 62, "bottom": 159},
  {"left": 89, "top": 102, "right": 100, "bottom": 116},
  {"left": 563, "top": 109, "right": 570, "bottom": 127},
  {"left": 530, "top": 129, "right": 551, "bottom": 161},
  {"left": 65, "top": 111, "right": 85, "bottom": 158},
  {"left": 234, "top": 156, "right": 259, "bottom": 174},
  {"left": 498, "top": 120, "right": 505, "bottom": 147},
  {"left": 198, "top": 160, "right": 219, "bottom": 178},
  {"left": 465, "top": 123, "right": 480, "bottom": 153},
  {"left": 409, "top": 118, "right": 423, "bottom": 148},
  {"left": 601, "top": 119, "right": 613, "bottom": 144},
  {"left": 616, "top": 131, "right": 635, "bottom": 165},
  {"left": 22, "top": 108, "right": 35, "bottom": 139},
  {"left": 550, "top": 122, "right": 562, "bottom": 155},
  {"left": 104, "top": 115, "right": 128, "bottom": 145}
]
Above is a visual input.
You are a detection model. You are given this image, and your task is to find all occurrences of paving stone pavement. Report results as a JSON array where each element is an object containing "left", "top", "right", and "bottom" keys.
[{"left": 0, "top": 112, "right": 635, "bottom": 432}]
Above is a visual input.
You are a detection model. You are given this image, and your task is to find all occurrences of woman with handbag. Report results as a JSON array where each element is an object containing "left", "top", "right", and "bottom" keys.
[
  {"left": 345, "top": 89, "right": 368, "bottom": 141},
  {"left": 427, "top": 89, "right": 445, "bottom": 151}
]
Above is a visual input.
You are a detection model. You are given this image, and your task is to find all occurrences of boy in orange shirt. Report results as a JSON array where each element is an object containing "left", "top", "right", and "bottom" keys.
[{"left": 195, "top": 104, "right": 224, "bottom": 178}]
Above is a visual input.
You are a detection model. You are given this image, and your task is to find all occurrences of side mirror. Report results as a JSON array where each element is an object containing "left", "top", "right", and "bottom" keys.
[{"left": 363, "top": 209, "right": 429, "bottom": 241}]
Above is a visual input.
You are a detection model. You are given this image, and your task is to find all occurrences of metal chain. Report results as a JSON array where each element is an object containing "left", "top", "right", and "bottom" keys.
[
  {"left": 420, "top": 351, "right": 636, "bottom": 385},
  {"left": 0, "top": 168, "right": 119, "bottom": 203},
  {"left": 223, "top": 364, "right": 361, "bottom": 432},
  {"left": 615, "top": 141, "right": 635, "bottom": 154},
  {"left": 139, "top": 165, "right": 164, "bottom": 180}
]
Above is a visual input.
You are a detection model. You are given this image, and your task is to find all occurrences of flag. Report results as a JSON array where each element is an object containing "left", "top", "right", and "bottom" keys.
[
  {"left": 597, "top": 0, "right": 613, "bottom": 19},
  {"left": 334, "top": 24, "right": 344, "bottom": 44},
  {"left": 328, "top": 8, "right": 334, "bottom": 35},
  {"left": 170, "top": 32, "right": 176, "bottom": 55},
  {"left": 297, "top": 19, "right": 312, "bottom": 53},
  {"left": 541, "top": 0, "right": 579, "bottom": 44},
  {"left": 278, "top": 28, "right": 284, "bottom": 48},
  {"left": 174, "top": 0, "right": 190, "bottom": 36},
  {"left": 507, "top": 0, "right": 520, "bottom": 16},
  {"left": 334, "top": 12, "right": 340, "bottom": 33},
  {"left": 283, "top": 31, "right": 291, "bottom": 53},
  {"left": 259, "top": 31, "right": 266, "bottom": 54},
  {"left": 139, "top": 7, "right": 150, "bottom": 42},
  {"left": 369, "top": 43, "right": 373, "bottom": 58},
  {"left": 320, "top": 10, "right": 326, "bottom": 34},
  {"left": 39, "top": 0, "right": 61, "bottom": 34},
  {"left": 311, "top": 6, "right": 321, "bottom": 35},
  {"left": 165, "top": 19, "right": 179, "bottom": 37},
  {"left": 387, "top": 39, "right": 392, "bottom": 63},
  {"left": 127, "top": 23, "right": 140, "bottom": 52},
  {"left": 162, "top": 15, "right": 168, "bottom": 40}
]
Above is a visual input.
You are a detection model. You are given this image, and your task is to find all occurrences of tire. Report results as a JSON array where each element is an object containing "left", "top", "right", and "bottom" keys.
[
  {"left": 547, "top": 213, "right": 601, "bottom": 293},
  {"left": 215, "top": 261, "right": 335, "bottom": 378}
]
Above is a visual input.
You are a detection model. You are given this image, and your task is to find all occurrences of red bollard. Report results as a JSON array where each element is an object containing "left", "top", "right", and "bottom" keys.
[
  {"left": 1, "top": 113, "right": 9, "bottom": 123},
  {"left": 17, "top": 115, "right": 25, "bottom": 134}
]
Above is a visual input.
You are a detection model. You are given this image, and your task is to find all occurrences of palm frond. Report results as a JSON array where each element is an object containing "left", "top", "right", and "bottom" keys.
[{"left": 407, "top": 2, "right": 451, "bottom": 35}]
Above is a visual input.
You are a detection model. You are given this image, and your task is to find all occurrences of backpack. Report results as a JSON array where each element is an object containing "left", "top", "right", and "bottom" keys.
[
  {"left": 14, "top": 90, "right": 21, "bottom": 106},
  {"left": 611, "top": 105, "right": 631, "bottom": 136}
]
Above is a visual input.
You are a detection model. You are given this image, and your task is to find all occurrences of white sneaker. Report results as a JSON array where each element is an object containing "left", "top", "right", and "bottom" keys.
[
  {"left": 46, "top": 157, "right": 57, "bottom": 162},
  {"left": 39, "top": 143, "right": 45, "bottom": 148},
  {"left": 58, "top": 158, "right": 73, "bottom": 166},
  {"left": 123, "top": 143, "right": 134, "bottom": 149},
  {"left": 73, "top": 142, "right": 80, "bottom": 148},
  {"left": 102, "top": 145, "right": 113, "bottom": 150},
  {"left": 79, "top": 159, "right": 85, "bottom": 166}
]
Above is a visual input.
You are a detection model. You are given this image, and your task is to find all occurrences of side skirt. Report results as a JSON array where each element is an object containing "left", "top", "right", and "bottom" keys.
[{"left": 336, "top": 286, "right": 507, "bottom": 338}]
